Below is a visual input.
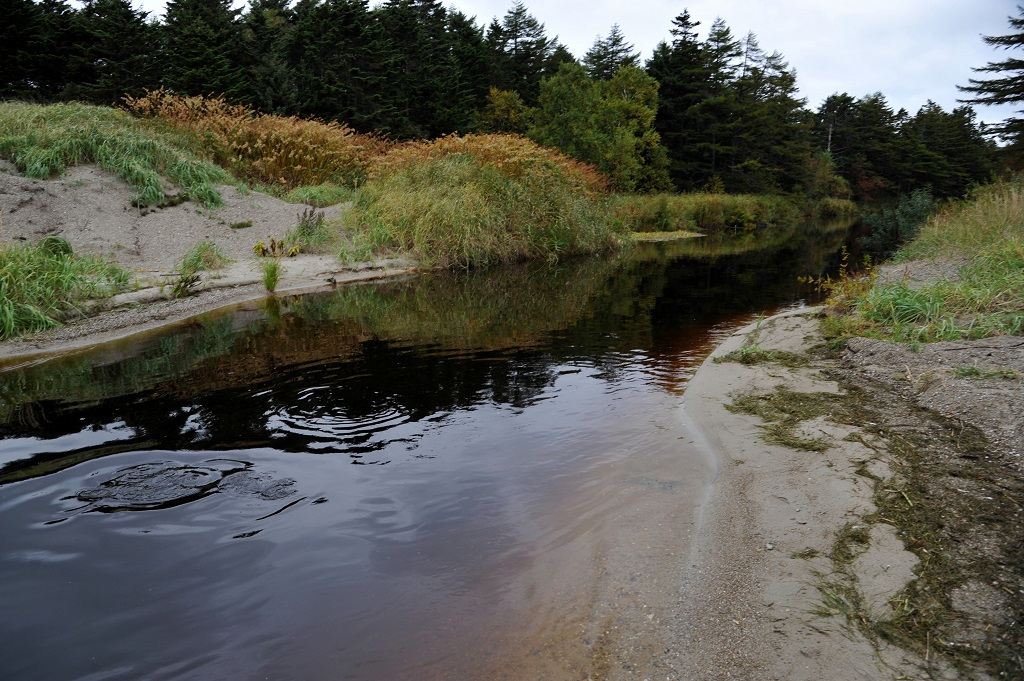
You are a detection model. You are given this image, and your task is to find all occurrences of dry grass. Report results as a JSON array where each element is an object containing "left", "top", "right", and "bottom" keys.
[{"left": 123, "top": 89, "right": 392, "bottom": 190}]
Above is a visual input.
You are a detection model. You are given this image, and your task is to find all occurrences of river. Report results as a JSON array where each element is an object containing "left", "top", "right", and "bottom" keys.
[{"left": 0, "top": 223, "right": 851, "bottom": 680}]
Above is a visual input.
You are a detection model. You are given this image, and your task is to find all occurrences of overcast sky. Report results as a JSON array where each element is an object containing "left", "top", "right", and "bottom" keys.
[{"left": 136, "top": 0, "right": 1022, "bottom": 127}]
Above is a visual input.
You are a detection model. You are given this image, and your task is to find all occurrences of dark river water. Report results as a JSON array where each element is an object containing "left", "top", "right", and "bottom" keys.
[{"left": 0, "top": 224, "right": 851, "bottom": 681}]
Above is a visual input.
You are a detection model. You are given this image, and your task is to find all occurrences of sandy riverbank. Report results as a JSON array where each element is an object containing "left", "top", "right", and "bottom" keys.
[{"left": 676, "top": 308, "right": 1021, "bottom": 680}]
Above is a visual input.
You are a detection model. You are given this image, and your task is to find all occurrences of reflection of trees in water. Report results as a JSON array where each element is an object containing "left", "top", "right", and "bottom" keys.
[{"left": 0, "top": 220, "right": 854, "bottom": 481}]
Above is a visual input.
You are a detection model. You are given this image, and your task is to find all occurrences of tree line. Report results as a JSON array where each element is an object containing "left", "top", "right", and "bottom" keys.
[{"left": 0, "top": 0, "right": 1002, "bottom": 199}]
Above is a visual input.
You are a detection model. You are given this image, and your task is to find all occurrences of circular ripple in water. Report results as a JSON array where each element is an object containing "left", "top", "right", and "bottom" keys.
[{"left": 268, "top": 386, "right": 414, "bottom": 455}]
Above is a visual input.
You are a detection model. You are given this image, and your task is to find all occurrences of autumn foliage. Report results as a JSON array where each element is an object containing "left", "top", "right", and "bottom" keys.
[{"left": 123, "top": 89, "right": 391, "bottom": 189}]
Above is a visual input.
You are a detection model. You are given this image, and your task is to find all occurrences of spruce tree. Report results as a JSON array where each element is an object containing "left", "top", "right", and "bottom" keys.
[
  {"left": 241, "top": 0, "right": 299, "bottom": 114},
  {"left": 485, "top": 2, "right": 554, "bottom": 105},
  {"left": 0, "top": 0, "right": 45, "bottom": 98},
  {"left": 163, "top": 0, "right": 245, "bottom": 98},
  {"left": 70, "top": 0, "right": 160, "bottom": 104},
  {"left": 583, "top": 24, "right": 639, "bottom": 80},
  {"left": 645, "top": 10, "right": 711, "bottom": 189},
  {"left": 288, "top": 0, "right": 389, "bottom": 129}
]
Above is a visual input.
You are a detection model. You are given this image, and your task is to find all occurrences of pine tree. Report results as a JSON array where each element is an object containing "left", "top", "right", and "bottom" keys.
[
  {"left": 958, "top": 5, "right": 1024, "bottom": 143},
  {"left": 583, "top": 24, "right": 639, "bottom": 80}
]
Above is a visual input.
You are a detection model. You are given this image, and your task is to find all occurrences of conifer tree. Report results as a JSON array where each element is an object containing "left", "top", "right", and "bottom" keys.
[
  {"left": 163, "top": 0, "right": 245, "bottom": 98},
  {"left": 241, "top": 0, "right": 299, "bottom": 114},
  {"left": 485, "top": 2, "right": 554, "bottom": 105},
  {"left": 958, "top": 5, "right": 1024, "bottom": 144},
  {"left": 0, "top": 0, "right": 45, "bottom": 98},
  {"left": 645, "top": 10, "right": 712, "bottom": 189},
  {"left": 288, "top": 0, "right": 389, "bottom": 129},
  {"left": 69, "top": 0, "right": 159, "bottom": 104},
  {"left": 583, "top": 24, "right": 639, "bottom": 80}
]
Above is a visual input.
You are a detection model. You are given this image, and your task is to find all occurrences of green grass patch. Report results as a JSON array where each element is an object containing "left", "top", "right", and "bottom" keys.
[
  {"left": 822, "top": 178, "right": 1024, "bottom": 344},
  {"left": 283, "top": 183, "right": 354, "bottom": 207},
  {"left": 286, "top": 208, "right": 334, "bottom": 254},
  {"left": 261, "top": 259, "right": 280, "bottom": 292},
  {"left": 611, "top": 192, "right": 802, "bottom": 235},
  {"left": 181, "top": 240, "right": 230, "bottom": 273},
  {"left": 0, "top": 101, "right": 228, "bottom": 207},
  {"left": 345, "top": 134, "right": 623, "bottom": 267},
  {"left": 0, "top": 237, "right": 130, "bottom": 339}
]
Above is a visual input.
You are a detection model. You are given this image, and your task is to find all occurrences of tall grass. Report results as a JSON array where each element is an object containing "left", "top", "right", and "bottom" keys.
[
  {"left": 899, "top": 178, "right": 1024, "bottom": 261},
  {"left": 0, "top": 101, "right": 228, "bottom": 207},
  {"left": 123, "top": 89, "right": 390, "bottom": 190},
  {"left": 345, "top": 134, "right": 623, "bottom": 267},
  {"left": 0, "top": 237, "right": 130, "bottom": 339},
  {"left": 611, "top": 193, "right": 802, "bottom": 234}
]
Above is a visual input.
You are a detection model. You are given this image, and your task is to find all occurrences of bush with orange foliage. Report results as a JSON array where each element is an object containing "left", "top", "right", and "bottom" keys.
[{"left": 123, "top": 89, "right": 391, "bottom": 189}]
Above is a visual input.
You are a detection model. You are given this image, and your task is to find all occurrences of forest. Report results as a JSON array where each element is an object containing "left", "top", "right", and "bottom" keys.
[{"left": 0, "top": 0, "right": 1004, "bottom": 202}]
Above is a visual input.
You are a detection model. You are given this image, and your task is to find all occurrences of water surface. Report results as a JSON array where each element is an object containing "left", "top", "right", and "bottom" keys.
[{"left": 0, "top": 224, "right": 851, "bottom": 680}]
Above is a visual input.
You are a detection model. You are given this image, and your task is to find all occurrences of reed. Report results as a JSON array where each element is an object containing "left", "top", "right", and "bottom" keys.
[{"left": 123, "top": 89, "right": 391, "bottom": 190}]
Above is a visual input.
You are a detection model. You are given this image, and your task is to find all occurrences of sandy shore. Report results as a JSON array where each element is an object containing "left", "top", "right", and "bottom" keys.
[{"left": 678, "top": 309, "right": 932, "bottom": 680}]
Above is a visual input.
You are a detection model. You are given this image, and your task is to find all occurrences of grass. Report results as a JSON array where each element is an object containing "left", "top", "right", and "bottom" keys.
[
  {"left": 344, "top": 134, "right": 623, "bottom": 267},
  {"left": 286, "top": 208, "right": 334, "bottom": 254},
  {"left": 610, "top": 192, "right": 803, "bottom": 235},
  {"left": 170, "top": 240, "right": 230, "bottom": 298},
  {"left": 820, "top": 179, "right": 1024, "bottom": 344},
  {"left": 123, "top": 89, "right": 390, "bottom": 190},
  {"left": 181, "top": 240, "right": 230, "bottom": 273},
  {"left": 0, "top": 101, "right": 228, "bottom": 207},
  {"left": 0, "top": 236, "right": 130, "bottom": 339},
  {"left": 261, "top": 259, "right": 280, "bottom": 292},
  {"left": 283, "top": 184, "right": 354, "bottom": 206}
]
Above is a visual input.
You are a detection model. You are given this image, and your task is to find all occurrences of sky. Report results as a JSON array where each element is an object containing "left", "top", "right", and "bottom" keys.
[{"left": 135, "top": 0, "right": 1022, "bottom": 128}]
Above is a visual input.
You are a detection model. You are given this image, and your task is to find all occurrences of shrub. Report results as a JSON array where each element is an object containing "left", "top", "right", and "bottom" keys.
[{"left": 861, "top": 188, "right": 935, "bottom": 259}]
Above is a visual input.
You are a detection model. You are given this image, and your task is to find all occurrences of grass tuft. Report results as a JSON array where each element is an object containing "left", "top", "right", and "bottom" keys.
[
  {"left": 0, "top": 238, "right": 130, "bottom": 338},
  {"left": 261, "top": 259, "right": 280, "bottom": 292},
  {"left": 345, "top": 134, "right": 623, "bottom": 267}
]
